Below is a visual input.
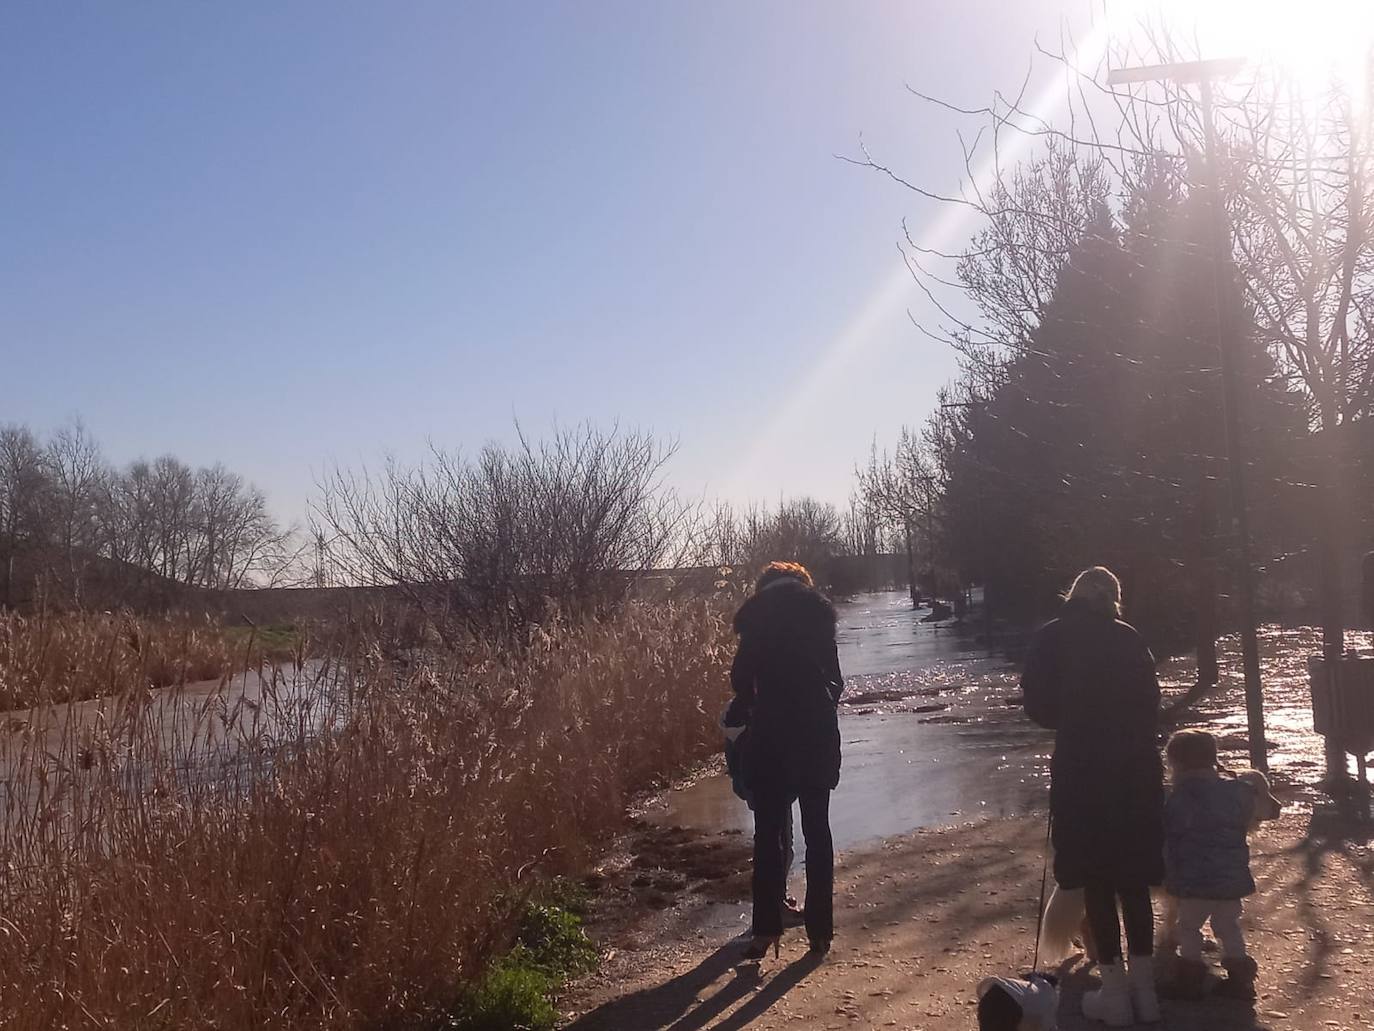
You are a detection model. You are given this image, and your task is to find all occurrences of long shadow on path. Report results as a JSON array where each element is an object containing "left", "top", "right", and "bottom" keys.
[{"left": 566, "top": 947, "right": 825, "bottom": 1031}]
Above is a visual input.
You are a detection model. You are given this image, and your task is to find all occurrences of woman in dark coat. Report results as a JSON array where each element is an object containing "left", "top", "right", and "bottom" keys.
[
  {"left": 730, "top": 561, "right": 844, "bottom": 958},
  {"left": 1022, "top": 566, "right": 1163, "bottom": 1025}
]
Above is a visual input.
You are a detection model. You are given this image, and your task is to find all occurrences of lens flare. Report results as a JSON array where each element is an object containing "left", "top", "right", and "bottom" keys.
[
  {"left": 1108, "top": 0, "right": 1374, "bottom": 102},
  {"left": 724, "top": 20, "right": 1118, "bottom": 497}
]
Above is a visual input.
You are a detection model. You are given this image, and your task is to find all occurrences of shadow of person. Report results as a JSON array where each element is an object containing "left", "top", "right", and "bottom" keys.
[
  {"left": 565, "top": 946, "right": 824, "bottom": 1031},
  {"left": 701, "top": 951, "right": 825, "bottom": 1031},
  {"left": 565, "top": 944, "right": 746, "bottom": 1030}
]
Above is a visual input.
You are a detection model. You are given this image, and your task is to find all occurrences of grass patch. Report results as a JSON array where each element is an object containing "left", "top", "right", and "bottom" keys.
[
  {"left": 447, "top": 886, "right": 599, "bottom": 1031},
  {"left": 226, "top": 622, "right": 305, "bottom": 663}
]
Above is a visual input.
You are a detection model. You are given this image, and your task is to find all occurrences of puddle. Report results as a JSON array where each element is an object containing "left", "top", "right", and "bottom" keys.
[{"left": 651, "top": 591, "right": 1373, "bottom": 850}]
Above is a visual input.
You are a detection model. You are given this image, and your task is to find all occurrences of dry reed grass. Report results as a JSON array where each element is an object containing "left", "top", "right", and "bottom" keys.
[
  {"left": 0, "top": 599, "right": 731, "bottom": 1030},
  {"left": 0, "top": 610, "right": 300, "bottom": 709}
]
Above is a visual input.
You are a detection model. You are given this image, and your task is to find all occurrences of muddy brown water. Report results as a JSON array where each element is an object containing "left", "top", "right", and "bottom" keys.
[{"left": 649, "top": 591, "right": 1371, "bottom": 850}]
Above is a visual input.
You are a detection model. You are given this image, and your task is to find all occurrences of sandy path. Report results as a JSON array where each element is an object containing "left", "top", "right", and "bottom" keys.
[{"left": 563, "top": 811, "right": 1374, "bottom": 1030}]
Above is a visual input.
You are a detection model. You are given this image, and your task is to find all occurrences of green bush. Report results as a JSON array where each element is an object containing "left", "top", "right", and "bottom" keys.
[
  {"left": 447, "top": 892, "right": 597, "bottom": 1031},
  {"left": 450, "top": 958, "right": 557, "bottom": 1031},
  {"left": 517, "top": 901, "right": 597, "bottom": 980}
]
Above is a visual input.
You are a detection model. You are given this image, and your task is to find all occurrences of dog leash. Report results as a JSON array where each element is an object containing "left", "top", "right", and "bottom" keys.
[{"left": 1030, "top": 810, "right": 1053, "bottom": 973}]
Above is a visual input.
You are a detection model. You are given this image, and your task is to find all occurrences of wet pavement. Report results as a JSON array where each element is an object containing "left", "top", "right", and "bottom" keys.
[{"left": 649, "top": 591, "right": 1374, "bottom": 849}]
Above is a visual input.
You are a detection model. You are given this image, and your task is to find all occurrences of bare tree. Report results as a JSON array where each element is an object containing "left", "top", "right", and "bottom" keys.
[
  {"left": 0, "top": 426, "right": 48, "bottom": 608},
  {"left": 1226, "top": 77, "right": 1374, "bottom": 658},
  {"left": 188, "top": 465, "right": 293, "bottom": 590},
  {"left": 44, "top": 421, "right": 108, "bottom": 600},
  {"left": 313, "top": 424, "right": 690, "bottom": 635},
  {"left": 695, "top": 497, "right": 848, "bottom": 589},
  {"left": 1, "top": 422, "right": 292, "bottom": 607},
  {"left": 857, "top": 429, "right": 942, "bottom": 606},
  {"left": 850, "top": 26, "right": 1374, "bottom": 652}
]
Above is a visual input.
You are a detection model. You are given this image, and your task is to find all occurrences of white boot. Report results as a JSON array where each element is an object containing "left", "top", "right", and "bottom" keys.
[
  {"left": 1128, "top": 954, "right": 1162, "bottom": 1023},
  {"left": 1082, "top": 962, "right": 1135, "bottom": 1027}
]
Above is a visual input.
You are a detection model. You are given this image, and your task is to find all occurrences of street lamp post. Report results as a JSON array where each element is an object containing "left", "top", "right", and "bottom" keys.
[{"left": 1108, "top": 57, "right": 1269, "bottom": 771}]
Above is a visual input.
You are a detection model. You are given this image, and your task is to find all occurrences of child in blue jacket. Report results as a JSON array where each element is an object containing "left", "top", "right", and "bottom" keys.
[{"left": 1164, "top": 729, "right": 1279, "bottom": 1000}]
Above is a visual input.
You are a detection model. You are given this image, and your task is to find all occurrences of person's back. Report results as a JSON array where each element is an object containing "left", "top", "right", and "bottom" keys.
[
  {"left": 1028, "top": 603, "right": 1160, "bottom": 768},
  {"left": 1165, "top": 774, "right": 1256, "bottom": 901},
  {"left": 731, "top": 574, "right": 843, "bottom": 794},
  {"left": 1020, "top": 566, "right": 1164, "bottom": 1026},
  {"left": 730, "top": 561, "right": 844, "bottom": 958}
]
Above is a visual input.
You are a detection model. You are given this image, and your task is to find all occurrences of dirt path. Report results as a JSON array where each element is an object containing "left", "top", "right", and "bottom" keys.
[{"left": 562, "top": 810, "right": 1374, "bottom": 1030}]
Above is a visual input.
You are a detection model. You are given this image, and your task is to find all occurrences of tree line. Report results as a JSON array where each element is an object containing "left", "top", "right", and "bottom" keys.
[
  {"left": 0, "top": 422, "right": 291, "bottom": 609},
  {"left": 853, "top": 39, "right": 1374, "bottom": 661},
  {"left": 310, "top": 424, "right": 900, "bottom": 637},
  {"left": 2, "top": 415, "right": 898, "bottom": 630}
]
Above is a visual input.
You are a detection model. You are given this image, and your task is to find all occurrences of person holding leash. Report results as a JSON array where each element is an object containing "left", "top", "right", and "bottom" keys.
[
  {"left": 1022, "top": 566, "right": 1164, "bottom": 1026},
  {"left": 729, "top": 561, "right": 844, "bottom": 960}
]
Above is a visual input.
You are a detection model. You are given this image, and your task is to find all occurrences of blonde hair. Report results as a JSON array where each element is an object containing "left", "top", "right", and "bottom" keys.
[{"left": 1066, "top": 565, "right": 1122, "bottom": 617}]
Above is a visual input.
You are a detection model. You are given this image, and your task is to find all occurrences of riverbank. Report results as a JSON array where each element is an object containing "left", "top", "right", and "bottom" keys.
[
  {"left": 0, "top": 601, "right": 737, "bottom": 1031},
  {"left": 562, "top": 809, "right": 1374, "bottom": 1030}
]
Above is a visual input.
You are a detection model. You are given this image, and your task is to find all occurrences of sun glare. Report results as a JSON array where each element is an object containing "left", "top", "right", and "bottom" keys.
[{"left": 1108, "top": 0, "right": 1374, "bottom": 101}]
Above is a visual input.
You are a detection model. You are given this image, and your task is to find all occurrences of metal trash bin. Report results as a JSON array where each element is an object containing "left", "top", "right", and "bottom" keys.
[{"left": 1309, "top": 654, "right": 1374, "bottom": 814}]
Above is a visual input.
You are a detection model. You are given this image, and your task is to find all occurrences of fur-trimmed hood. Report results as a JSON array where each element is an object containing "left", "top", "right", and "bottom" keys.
[{"left": 732, "top": 577, "right": 837, "bottom": 638}]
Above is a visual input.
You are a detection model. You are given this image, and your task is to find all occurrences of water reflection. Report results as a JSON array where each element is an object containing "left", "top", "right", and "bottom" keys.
[
  {"left": 653, "top": 592, "right": 1050, "bottom": 849},
  {"left": 652, "top": 592, "right": 1373, "bottom": 849}
]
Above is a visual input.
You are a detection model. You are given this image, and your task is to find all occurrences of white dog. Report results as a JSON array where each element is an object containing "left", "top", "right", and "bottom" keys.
[{"left": 1037, "top": 768, "right": 1282, "bottom": 964}]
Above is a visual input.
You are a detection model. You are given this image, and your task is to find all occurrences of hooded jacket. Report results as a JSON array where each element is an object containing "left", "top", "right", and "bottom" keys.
[
  {"left": 1165, "top": 772, "right": 1257, "bottom": 900},
  {"left": 729, "top": 577, "right": 844, "bottom": 793}
]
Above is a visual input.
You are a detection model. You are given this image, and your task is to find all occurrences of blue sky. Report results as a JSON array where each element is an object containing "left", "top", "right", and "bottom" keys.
[{"left": 3, "top": 0, "right": 1084, "bottom": 525}]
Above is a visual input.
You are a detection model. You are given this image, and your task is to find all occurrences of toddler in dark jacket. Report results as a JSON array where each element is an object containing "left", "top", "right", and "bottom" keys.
[{"left": 1164, "top": 729, "right": 1275, "bottom": 1000}]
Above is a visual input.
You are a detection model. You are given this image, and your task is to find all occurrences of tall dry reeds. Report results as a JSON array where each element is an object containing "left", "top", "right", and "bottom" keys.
[
  {"left": 0, "top": 600, "right": 731, "bottom": 1030},
  {"left": 0, "top": 609, "right": 278, "bottom": 709}
]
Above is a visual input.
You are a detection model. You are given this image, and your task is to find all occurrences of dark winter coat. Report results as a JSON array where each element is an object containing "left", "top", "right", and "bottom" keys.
[
  {"left": 1164, "top": 773, "right": 1257, "bottom": 900},
  {"left": 730, "top": 578, "right": 845, "bottom": 794},
  {"left": 1021, "top": 598, "right": 1165, "bottom": 889}
]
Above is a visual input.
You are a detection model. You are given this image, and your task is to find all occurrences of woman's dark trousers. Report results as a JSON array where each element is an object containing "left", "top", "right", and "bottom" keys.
[
  {"left": 1084, "top": 881, "right": 1154, "bottom": 963},
  {"left": 752, "top": 787, "right": 833, "bottom": 943}
]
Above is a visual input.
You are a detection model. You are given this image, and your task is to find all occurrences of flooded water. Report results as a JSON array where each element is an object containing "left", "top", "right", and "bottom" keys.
[
  {"left": 652, "top": 592, "right": 1049, "bottom": 850},
  {"left": 650, "top": 591, "right": 1373, "bottom": 850},
  {"left": 0, "top": 660, "right": 342, "bottom": 849}
]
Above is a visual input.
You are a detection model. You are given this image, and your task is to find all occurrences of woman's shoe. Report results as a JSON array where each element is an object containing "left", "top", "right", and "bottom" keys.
[
  {"left": 807, "top": 936, "right": 831, "bottom": 956},
  {"left": 782, "top": 897, "right": 806, "bottom": 928},
  {"left": 1081, "top": 962, "right": 1135, "bottom": 1027},
  {"left": 742, "top": 935, "right": 780, "bottom": 961},
  {"left": 1127, "top": 954, "right": 1162, "bottom": 1023}
]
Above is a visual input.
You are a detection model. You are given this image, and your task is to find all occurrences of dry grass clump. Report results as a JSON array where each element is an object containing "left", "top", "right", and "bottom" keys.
[
  {"left": 0, "top": 599, "right": 732, "bottom": 1030},
  {"left": 0, "top": 610, "right": 277, "bottom": 710}
]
